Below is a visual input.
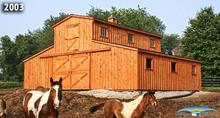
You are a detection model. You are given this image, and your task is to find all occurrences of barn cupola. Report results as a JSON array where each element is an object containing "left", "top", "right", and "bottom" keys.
[{"left": 108, "top": 15, "right": 118, "bottom": 24}]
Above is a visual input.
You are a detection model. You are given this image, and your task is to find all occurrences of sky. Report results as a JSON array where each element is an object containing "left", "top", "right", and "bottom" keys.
[{"left": 0, "top": 0, "right": 220, "bottom": 39}]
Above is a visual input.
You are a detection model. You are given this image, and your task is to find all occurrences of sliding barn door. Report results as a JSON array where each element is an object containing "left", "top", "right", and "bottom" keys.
[{"left": 52, "top": 53, "right": 90, "bottom": 90}]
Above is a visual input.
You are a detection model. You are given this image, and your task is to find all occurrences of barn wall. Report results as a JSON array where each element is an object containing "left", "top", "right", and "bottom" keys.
[
  {"left": 90, "top": 42, "right": 138, "bottom": 90},
  {"left": 53, "top": 17, "right": 93, "bottom": 53},
  {"left": 92, "top": 22, "right": 161, "bottom": 52},
  {"left": 138, "top": 52, "right": 201, "bottom": 90},
  {"left": 24, "top": 47, "right": 54, "bottom": 89}
]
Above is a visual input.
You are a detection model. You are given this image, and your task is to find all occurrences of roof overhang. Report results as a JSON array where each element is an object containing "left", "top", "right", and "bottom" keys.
[{"left": 138, "top": 49, "right": 202, "bottom": 63}]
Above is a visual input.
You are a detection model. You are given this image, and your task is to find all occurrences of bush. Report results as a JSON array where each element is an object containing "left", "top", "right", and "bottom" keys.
[{"left": 0, "top": 81, "right": 22, "bottom": 89}]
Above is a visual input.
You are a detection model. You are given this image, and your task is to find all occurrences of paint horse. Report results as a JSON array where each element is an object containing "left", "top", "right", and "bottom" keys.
[
  {"left": 90, "top": 91, "right": 157, "bottom": 118},
  {"left": 0, "top": 98, "right": 6, "bottom": 118},
  {"left": 23, "top": 77, "right": 62, "bottom": 118}
]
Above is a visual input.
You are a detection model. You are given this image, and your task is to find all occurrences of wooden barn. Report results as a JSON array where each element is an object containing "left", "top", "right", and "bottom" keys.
[{"left": 23, "top": 14, "right": 201, "bottom": 91}]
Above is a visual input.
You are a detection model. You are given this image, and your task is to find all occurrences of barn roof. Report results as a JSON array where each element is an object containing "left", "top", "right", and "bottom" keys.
[
  {"left": 52, "top": 14, "right": 161, "bottom": 39},
  {"left": 23, "top": 45, "right": 54, "bottom": 62},
  {"left": 138, "top": 49, "right": 202, "bottom": 63},
  {"left": 93, "top": 40, "right": 201, "bottom": 63}
]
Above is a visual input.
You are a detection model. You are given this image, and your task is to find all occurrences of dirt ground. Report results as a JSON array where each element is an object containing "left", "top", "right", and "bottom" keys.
[{"left": 0, "top": 88, "right": 220, "bottom": 118}]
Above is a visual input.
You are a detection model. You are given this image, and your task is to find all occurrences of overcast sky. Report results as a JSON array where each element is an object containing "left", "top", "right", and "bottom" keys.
[{"left": 0, "top": 0, "right": 220, "bottom": 39}]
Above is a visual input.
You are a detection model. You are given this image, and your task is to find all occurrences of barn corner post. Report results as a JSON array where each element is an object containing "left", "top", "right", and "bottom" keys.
[{"left": 23, "top": 14, "right": 201, "bottom": 91}]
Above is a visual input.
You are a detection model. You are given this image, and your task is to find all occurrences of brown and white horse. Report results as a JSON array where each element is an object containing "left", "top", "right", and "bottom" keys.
[
  {"left": 0, "top": 98, "right": 6, "bottom": 118},
  {"left": 90, "top": 91, "right": 157, "bottom": 118},
  {"left": 23, "top": 77, "right": 62, "bottom": 118}
]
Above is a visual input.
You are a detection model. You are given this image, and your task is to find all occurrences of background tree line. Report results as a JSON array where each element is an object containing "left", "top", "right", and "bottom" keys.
[{"left": 0, "top": 6, "right": 219, "bottom": 82}]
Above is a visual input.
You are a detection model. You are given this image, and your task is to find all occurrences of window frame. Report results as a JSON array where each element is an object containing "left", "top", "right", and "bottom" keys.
[
  {"left": 100, "top": 26, "right": 108, "bottom": 38},
  {"left": 150, "top": 38, "right": 155, "bottom": 48},
  {"left": 146, "top": 58, "right": 153, "bottom": 70},
  {"left": 192, "top": 65, "right": 196, "bottom": 75},
  {"left": 171, "top": 62, "right": 177, "bottom": 73},
  {"left": 128, "top": 33, "right": 134, "bottom": 43}
]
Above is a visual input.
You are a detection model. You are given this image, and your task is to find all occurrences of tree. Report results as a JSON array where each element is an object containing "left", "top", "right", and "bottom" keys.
[
  {"left": 182, "top": 7, "right": 220, "bottom": 77},
  {"left": 0, "top": 36, "right": 18, "bottom": 80},
  {"left": 87, "top": 6, "right": 166, "bottom": 35},
  {"left": 33, "top": 12, "right": 68, "bottom": 51},
  {"left": 161, "top": 34, "right": 180, "bottom": 55},
  {"left": 0, "top": 13, "right": 68, "bottom": 81}
]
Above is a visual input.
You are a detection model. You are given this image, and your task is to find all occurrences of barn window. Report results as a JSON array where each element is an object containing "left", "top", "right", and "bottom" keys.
[
  {"left": 150, "top": 39, "right": 155, "bottom": 48},
  {"left": 128, "top": 34, "right": 134, "bottom": 43},
  {"left": 100, "top": 27, "right": 108, "bottom": 37},
  {"left": 146, "top": 58, "right": 152, "bottom": 69},
  {"left": 192, "top": 65, "right": 196, "bottom": 75},
  {"left": 171, "top": 62, "right": 176, "bottom": 72}
]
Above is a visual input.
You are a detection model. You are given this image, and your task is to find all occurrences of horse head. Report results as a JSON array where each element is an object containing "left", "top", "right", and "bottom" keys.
[
  {"left": 50, "top": 77, "right": 63, "bottom": 110},
  {"left": 143, "top": 91, "right": 157, "bottom": 106}
]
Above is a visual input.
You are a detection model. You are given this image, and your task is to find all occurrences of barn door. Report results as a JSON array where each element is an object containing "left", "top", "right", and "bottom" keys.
[
  {"left": 52, "top": 53, "right": 90, "bottom": 90},
  {"left": 65, "top": 23, "right": 80, "bottom": 51}
]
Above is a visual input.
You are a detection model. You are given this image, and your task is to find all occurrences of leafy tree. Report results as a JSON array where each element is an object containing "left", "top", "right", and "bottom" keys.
[
  {"left": 161, "top": 34, "right": 180, "bottom": 55},
  {"left": 33, "top": 12, "right": 68, "bottom": 51},
  {"left": 182, "top": 7, "right": 220, "bottom": 77},
  {"left": 0, "top": 13, "right": 68, "bottom": 81},
  {"left": 87, "top": 6, "right": 166, "bottom": 35},
  {"left": 0, "top": 36, "right": 17, "bottom": 80}
]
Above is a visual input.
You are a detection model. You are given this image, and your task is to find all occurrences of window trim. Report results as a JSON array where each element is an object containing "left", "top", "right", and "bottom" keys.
[
  {"left": 145, "top": 58, "right": 153, "bottom": 70},
  {"left": 128, "top": 33, "right": 134, "bottom": 43},
  {"left": 171, "top": 62, "right": 177, "bottom": 73},
  {"left": 100, "top": 26, "right": 108, "bottom": 38},
  {"left": 150, "top": 38, "right": 155, "bottom": 48},
  {"left": 192, "top": 65, "right": 196, "bottom": 75}
]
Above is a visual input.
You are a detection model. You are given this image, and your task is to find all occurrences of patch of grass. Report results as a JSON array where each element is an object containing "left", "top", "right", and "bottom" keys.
[
  {"left": 0, "top": 81, "right": 22, "bottom": 89},
  {"left": 202, "top": 87, "right": 220, "bottom": 91}
]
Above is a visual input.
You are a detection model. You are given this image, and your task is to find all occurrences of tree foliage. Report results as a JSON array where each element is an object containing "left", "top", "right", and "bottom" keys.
[
  {"left": 0, "top": 13, "right": 68, "bottom": 81},
  {"left": 87, "top": 6, "right": 166, "bottom": 35},
  {"left": 161, "top": 34, "right": 180, "bottom": 54},
  {"left": 182, "top": 7, "right": 220, "bottom": 77}
]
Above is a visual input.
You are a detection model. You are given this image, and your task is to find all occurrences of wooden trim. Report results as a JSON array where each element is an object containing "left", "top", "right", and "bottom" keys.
[
  {"left": 92, "top": 40, "right": 138, "bottom": 51},
  {"left": 51, "top": 14, "right": 161, "bottom": 39},
  {"left": 23, "top": 45, "right": 54, "bottom": 63},
  {"left": 52, "top": 14, "right": 93, "bottom": 28},
  {"left": 94, "top": 19, "right": 162, "bottom": 39},
  {"left": 138, "top": 49, "right": 201, "bottom": 63},
  {"left": 66, "top": 23, "right": 79, "bottom": 28},
  {"left": 40, "top": 48, "right": 111, "bottom": 59}
]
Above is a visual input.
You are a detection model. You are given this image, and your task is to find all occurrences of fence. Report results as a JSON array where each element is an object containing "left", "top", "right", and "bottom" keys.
[{"left": 202, "top": 77, "right": 220, "bottom": 87}]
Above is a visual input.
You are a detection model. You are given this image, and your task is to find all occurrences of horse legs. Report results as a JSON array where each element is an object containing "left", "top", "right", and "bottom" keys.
[
  {"left": 105, "top": 112, "right": 114, "bottom": 118},
  {"left": 48, "top": 110, "right": 59, "bottom": 118},
  {"left": 114, "top": 111, "right": 124, "bottom": 118}
]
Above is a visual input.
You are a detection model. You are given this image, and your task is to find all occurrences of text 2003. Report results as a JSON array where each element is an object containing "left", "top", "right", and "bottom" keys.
[{"left": 2, "top": 3, "right": 24, "bottom": 12}]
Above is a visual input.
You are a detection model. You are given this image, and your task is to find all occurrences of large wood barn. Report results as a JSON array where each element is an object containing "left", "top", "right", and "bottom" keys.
[{"left": 23, "top": 14, "right": 201, "bottom": 91}]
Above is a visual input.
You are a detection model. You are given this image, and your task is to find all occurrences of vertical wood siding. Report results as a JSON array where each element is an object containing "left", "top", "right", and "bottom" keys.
[
  {"left": 90, "top": 42, "right": 138, "bottom": 90},
  {"left": 92, "top": 22, "right": 161, "bottom": 52},
  {"left": 54, "top": 17, "right": 93, "bottom": 53},
  {"left": 24, "top": 15, "right": 201, "bottom": 91},
  {"left": 24, "top": 47, "right": 54, "bottom": 89},
  {"left": 138, "top": 52, "right": 201, "bottom": 90}
]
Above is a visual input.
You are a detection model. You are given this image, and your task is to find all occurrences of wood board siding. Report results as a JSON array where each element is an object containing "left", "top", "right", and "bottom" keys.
[
  {"left": 138, "top": 52, "right": 201, "bottom": 90},
  {"left": 92, "top": 22, "right": 161, "bottom": 52},
  {"left": 90, "top": 42, "right": 138, "bottom": 90},
  {"left": 54, "top": 17, "right": 93, "bottom": 53},
  {"left": 24, "top": 47, "right": 54, "bottom": 89},
  {"left": 23, "top": 15, "right": 201, "bottom": 91},
  {"left": 52, "top": 54, "right": 90, "bottom": 90}
]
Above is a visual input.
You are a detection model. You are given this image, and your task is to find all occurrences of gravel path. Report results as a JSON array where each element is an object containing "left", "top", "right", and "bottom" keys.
[{"left": 77, "top": 89, "right": 211, "bottom": 100}]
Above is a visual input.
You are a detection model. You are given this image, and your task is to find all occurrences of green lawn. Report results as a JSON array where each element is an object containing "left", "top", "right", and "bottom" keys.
[
  {"left": 0, "top": 81, "right": 22, "bottom": 89},
  {"left": 202, "top": 87, "right": 220, "bottom": 92}
]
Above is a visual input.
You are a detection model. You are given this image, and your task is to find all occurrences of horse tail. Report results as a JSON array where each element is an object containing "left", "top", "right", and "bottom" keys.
[{"left": 89, "top": 103, "right": 104, "bottom": 113}]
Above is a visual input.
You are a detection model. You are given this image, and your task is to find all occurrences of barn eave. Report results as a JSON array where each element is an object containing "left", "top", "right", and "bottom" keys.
[{"left": 23, "top": 45, "right": 54, "bottom": 63}]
